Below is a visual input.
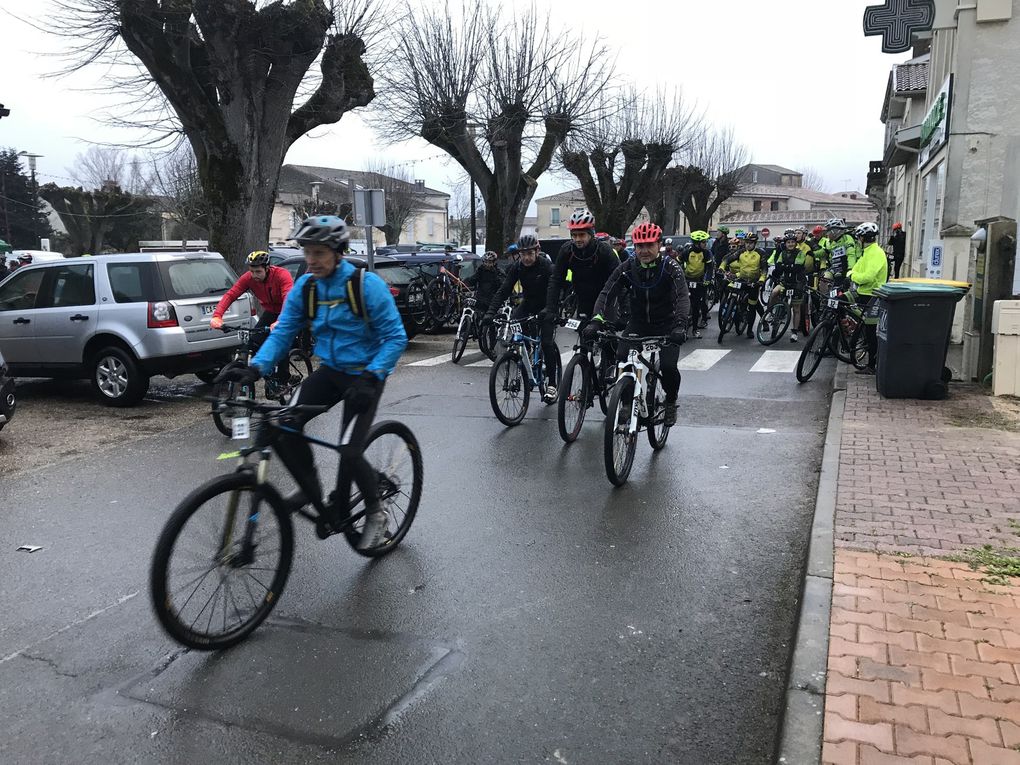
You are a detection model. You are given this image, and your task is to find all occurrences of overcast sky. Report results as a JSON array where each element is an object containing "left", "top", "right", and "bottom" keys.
[{"left": 1, "top": 0, "right": 897, "bottom": 211}]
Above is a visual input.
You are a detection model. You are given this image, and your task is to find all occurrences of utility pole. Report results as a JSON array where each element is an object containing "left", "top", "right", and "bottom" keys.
[
  {"left": 1, "top": 172, "right": 12, "bottom": 243},
  {"left": 17, "top": 152, "right": 43, "bottom": 245}
]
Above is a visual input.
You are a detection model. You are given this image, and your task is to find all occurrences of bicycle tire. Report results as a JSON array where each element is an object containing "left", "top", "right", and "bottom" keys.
[
  {"left": 557, "top": 355, "right": 589, "bottom": 444},
  {"left": 734, "top": 301, "right": 748, "bottom": 336},
  {"left": 211, "top": 380, "right": 254, "bottom": 437},
  {"left": 718, "top": 293, "right": 736, "bottom": 333},
  {"left": 645, "top": 373, "right": 670, "bottom": 450},
  {"left": 850, "top": 321, "right": 870, "bottom": 370},
  {"left": 451, "top": 313, "right": 470, "bottom": 363},
  {"left": 604, "top": 378, "right": 637, "bottom": 487},
  {"left": 149, "top": 473, "right": 294, "bottom": 650},
  {"left": 489, "top": 352, "right": 529, "bottom": 426},
  {"left": 756, "top": 302, "right": 790, "bottom": 346},
  {"left": 478, "top": 319, "right": 498, "bottom": 360},
  {"left": 797, "top": 321, "right": 832, "bottom": 383},
  {"left": 342, "top": 420, "right": 424, "bottom": 557}
]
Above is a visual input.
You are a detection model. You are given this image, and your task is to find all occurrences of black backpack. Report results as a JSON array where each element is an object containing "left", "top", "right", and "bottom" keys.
[{"left": 301, "top": 267, "right": 369, "bottom": 326}]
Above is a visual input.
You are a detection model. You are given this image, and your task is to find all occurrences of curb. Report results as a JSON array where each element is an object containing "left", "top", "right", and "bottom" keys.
[{"left": 775, "top": 364, "right": 847, "bottom": 764}]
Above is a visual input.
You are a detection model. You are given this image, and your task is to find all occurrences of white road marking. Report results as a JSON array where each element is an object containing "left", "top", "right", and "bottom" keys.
[
  {"left": 678, "top": 349, "right": 730, "bottom": 371},
  {"left": 749, "top": 350, "right": 801, "bottom": 373},
  {"left": 467, "top": 359, "right": 493, "bottom": 368},
  {"left": 407, "top": 353, "right": 453, "bottom": 367}
]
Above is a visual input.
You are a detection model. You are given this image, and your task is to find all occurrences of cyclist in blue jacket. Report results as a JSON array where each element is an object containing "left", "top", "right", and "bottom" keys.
[{"left": 216, "top": 215, "right": 408, "bottom": 548}]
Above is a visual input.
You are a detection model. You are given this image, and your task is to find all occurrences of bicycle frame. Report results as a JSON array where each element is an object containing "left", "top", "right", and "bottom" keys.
[
  {"left": 608, "top": 336, "right": 666, "bottom": 436},
  {"left": 506, "top": 316, "right": 544, "bottom": 390}
]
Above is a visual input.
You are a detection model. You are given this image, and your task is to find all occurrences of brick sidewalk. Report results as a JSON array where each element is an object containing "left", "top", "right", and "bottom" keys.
[{"left": 822, "top": 376, "right": 1020, "bottom": 764}]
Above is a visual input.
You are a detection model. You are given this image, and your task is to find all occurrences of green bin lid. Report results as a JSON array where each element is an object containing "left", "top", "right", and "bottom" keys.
[
  {"left": 0, "top": 239, "right": 11, "bottom": 254},
  {"left": 874, "top": 282, "right": 968, "bottom": 300}
]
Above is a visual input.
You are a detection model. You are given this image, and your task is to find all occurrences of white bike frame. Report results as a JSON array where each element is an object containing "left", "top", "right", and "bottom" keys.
[{"left": 614, "top": 341, "right": 662, "bottom": 436}]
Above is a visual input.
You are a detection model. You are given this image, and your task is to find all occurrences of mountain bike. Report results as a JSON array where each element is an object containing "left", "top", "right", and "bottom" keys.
[
  {"left": 211, "top": 324, "right": 314, "bottom": 437},
  {"left": 557, "top": 316, "right": 614, "bottom": 443},
  {"left": 150, "top": 397, "right": 423, "bottom": 650},
  {"left": 716, "top": 274, "right": 755, "bottom": 343},
  {"left": 452, "top": 294, "right": 491, "bottom": 363},
  {"left": 426, "top": 261, "right": 470, "bottom": 327},
  {"left": 796, "top": 286, "right": 869, "bottom": 382},
  {"left": 601, "top": 333, "right": 676, "bottom": 486},
  {"left": 488, "top": 314, "right": 560, "bottom": 427},
  {"left": 756, "top": 281, "right": 797, "bottom": 345}
]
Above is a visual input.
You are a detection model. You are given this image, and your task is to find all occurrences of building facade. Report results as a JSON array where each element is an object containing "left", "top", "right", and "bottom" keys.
[{"left": 869, "top": 0, "right": 1020, "bottom": 380}]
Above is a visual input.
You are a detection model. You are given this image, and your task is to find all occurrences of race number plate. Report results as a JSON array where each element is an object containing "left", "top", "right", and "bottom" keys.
[
  {"left": 732, "top": 281, "right": 743, "bottom": 289},
  {"left": 688, "top": 281, "right": 698, "bottom": 290},
  {"left": 565, "top": 318, "right": 581, "bottom": 331},
  {"left": 509, "top": 322, "right": 522, "bottom": 334},
  {"left": 827, "top": 298, "right": 840, "bottom": 308},
  {"left": 231, "top": 416, "right": 250, "bottom": 440},
  {"left": 238, "top": 329, "right": 250, "bottom": 344},
  {"left": 642, "top": 341, "right": 660, "bottom": 353}
]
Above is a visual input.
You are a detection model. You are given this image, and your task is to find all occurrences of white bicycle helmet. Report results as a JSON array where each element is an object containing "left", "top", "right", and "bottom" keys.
[
  {"left": 826, "top": 217, "right": 847, "bottom": 230},
  {"left": 854, "top": 222, "right": 879, "bottom": 238}
]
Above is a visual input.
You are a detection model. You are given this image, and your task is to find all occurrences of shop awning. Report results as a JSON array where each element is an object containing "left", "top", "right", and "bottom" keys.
[{"left": 885, "top": 124, "right": 922, "bottom": 168}]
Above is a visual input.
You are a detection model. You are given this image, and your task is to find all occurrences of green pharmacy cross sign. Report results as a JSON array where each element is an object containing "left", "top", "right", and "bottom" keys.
[{"left": 863, "top": 0, "right": 935, "bottom": 53}]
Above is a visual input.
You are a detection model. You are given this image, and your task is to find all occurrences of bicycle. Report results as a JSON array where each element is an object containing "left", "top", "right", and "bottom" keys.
[
  {"left": 452, "top": 294, "right": 488, "bottom": 364},
  {"left": 557, "top": 316, "right": 614, "bottom": 444},
  {"left": 488, "top": 314, "right": 560, "bottom": 426},
  {"left": 150, "top": 397, "right": 423, "bottom": 650},
  {"left": 796, "top": 285, "right": 869, "bottom": 382},
  {"left": 427, "top": 260, "right": 470, "bottom": 327},
  {"left": 756, "top": 280, "right": 797, "bottom": 345},
  {"left": 211, "top": 324, "right": 314, "bottom": 437},
  {"left": 601, "top": 333, "right": 675, "bottom": 486},
  {"left": 716, "top": 274, "right": 755, "bottom": 343}
]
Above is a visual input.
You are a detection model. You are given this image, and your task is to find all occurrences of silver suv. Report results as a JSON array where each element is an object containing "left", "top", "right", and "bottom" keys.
[{"left": 0, "top": 252, "right": 252, "bottom": 406}]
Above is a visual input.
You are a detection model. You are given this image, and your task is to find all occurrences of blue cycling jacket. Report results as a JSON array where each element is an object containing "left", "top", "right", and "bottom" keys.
[{"left": 251, "top": 260, "right": 407, "bottom": 380}]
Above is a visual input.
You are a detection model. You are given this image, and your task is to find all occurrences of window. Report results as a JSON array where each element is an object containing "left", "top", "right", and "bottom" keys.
[
  {"left": 770, "top": 201, "right": 780, "bottom": 212},
  {"left": 0, "top": 268, "right": 46, "bottom": 311},
  {"left": 427, "top": 216, "right": 434, "bottom": 236},
  {"left": 158, "top": 259, "right": 236, "bottom": 299},
  {"left": 753, "top": 201, "right": 762, "bottom": 212},
  {"left": 551, "top": 207, "right": 561, "bottom": 226},
  {"left": 46, "top": 264, "right": 95, "bottom": 307},
  {"left": 108, "top": 262, "right": 164, "bottom": 303}
]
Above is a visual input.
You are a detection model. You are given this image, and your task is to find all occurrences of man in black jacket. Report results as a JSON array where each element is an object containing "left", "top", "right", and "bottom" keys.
[
  {"left": 587, "top": 221, "right": 689, "bottom": 426},
  {"left": 888, "top": 222, "right": 906, "bottom": 279},
  {"left": 466, "top": 251, "right": 503, "bottom": 314},
  {"left": 486, "top": 235, "right": 559, "bottom": 401}
]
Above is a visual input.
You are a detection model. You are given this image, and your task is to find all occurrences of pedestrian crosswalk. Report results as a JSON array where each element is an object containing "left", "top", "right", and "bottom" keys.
[{"left": 403, "top": 344, "right": 811, "bottom": 374}]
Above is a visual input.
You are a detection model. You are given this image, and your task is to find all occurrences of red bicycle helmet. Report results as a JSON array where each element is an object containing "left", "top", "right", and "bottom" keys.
[
  {"left": 630, "top": 222, "right": 662, "bottom": 244},
  {"left": 811, "top": 225, "right": 825, "bottom": 237},
  {"left": 567, "top": 208, "right": 596, "bottom": 231}
]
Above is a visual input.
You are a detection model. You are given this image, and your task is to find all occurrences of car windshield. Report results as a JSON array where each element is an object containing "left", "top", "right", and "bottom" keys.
[{"left": 158, "top": 259, "right": 237, "bottom": 299}]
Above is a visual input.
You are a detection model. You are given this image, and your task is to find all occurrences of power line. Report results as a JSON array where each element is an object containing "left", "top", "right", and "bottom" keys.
[{"left": 0, "top": 193, "right": 156, "bottom": 219}]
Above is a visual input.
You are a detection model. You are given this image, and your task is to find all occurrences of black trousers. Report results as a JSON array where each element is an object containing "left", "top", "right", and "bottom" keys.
[
  {"left": 856, "top": 295, "right": 878, "bottom": 368},
  {"left": 252, "top": 311, "right": 290, "bottom": 383},
  {"left": 617, "top": 321, "right": 681, "bottom": 401},
  {"left": 688, "top": 281, "right": 708, "bottom": 328},
  {"left": 893, "top": 256, "right": 904, "bottom": 280},
  {"left": 276, "top": 365, "right": 383, "bottom": 511}
]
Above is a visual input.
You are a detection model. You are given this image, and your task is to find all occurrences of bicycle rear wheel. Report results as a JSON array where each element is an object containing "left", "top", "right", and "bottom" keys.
[
  {"left": 150, "top": 473, "right": 293, "bottom": 650},
  {"left": 557, "top": 355, "right": 589, "bottom": 444},
  {"left": 343, "top": 420, "right": 423, "bottom": 557},
  {"left": 850, "top": 322, "right": 870, "bottom": 370},
  {"left": 645, "top": 373, "right": 671, "bottom": 450},
  {"left": 797, "top": 322, "right": 832, "bottom": 383},
  {"left": 489, "top": 352, "right": 529, "bottom": 426},
  {"left": 277, "top": 350, "right": 313, "bottom": 403},
  {"left": 603, "top": 378, "right": 637, "bottom": 486},
  {"left": 452, "top": 313, "right": 470, "bottom": 363}
]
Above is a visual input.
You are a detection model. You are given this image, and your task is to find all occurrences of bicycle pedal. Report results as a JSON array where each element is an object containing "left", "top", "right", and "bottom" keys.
[{"left": 314, "top": 517, "right": 339, "bottom": 540}]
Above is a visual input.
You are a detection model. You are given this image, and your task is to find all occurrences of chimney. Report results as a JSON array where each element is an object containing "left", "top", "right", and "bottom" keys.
[
  {"left": 415, "top": 180, "right": 425, "bottom": 192},
  {"left": 310, "top": 181, "right": 322, "bottom": 201}
]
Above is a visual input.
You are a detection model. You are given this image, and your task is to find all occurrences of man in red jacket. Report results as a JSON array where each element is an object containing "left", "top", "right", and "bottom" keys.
[{"left": 210, "top": 250, "right": 294, "bottom": 385}]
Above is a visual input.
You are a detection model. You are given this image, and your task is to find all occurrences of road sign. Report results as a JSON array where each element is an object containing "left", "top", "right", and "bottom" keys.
[
  {"left": 761, "top": 228, "right": 771, "bottom": 238},
  {"left": 353, "top": 189, "right": 386, "bottom": 227}
]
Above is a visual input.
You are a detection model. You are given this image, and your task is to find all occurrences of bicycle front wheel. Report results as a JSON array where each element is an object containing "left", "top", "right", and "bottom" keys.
[
  {"left": 452, "top": 313, "right": 470, "bottom": 363},
  {"left": 757, "top": 302, "right": 790, "bottom": 345},
  {"left": 557, "top": 355, "right": 589, "bottom": 444},
  {"left": 478, "top": 319, "right": 498, "bottom": 360},
  {"left": 211, "top": 380, "right": 254, "bottom": 437},
  {"left": 603, "top": 377, "right": 637, "bottom": 486},
  {"left": 343, "top": 420, "right": 423, "bottom": 557},
  {"left": 850, "top": 321, "right": 870, "bottom": 370},
  {"left": 797, "top": 321, "right": 832, "bottom": 383},
  {"left": 150, "top": 473, "right": 294, "bottom": 650},
  {"left": 489, "top": 352, "right": 529, "bottom": 426}
]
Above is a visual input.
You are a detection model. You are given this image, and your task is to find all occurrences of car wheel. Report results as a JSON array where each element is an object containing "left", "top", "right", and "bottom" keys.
[{"left": 91, "top": 346, "right": 150, "bottom": 407}]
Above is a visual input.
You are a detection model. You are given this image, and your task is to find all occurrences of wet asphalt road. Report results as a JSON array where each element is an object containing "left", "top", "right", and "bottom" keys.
[{"left": 0, "top": 326, "right": 835, "bottom": 764}]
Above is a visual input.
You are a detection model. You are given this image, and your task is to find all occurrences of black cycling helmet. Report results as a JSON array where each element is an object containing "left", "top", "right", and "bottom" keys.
[
  {"left": 482, "top": 250, "right": 498, "bottom": 264},
  {"left": 745, "top": 233, "right": 759, "bottom": 244},
  {"left": 246, "top": 250, "right": 271, "bottom": 268},
  {"left": 291, "top": 215, "right": 350, "bottom": 251},
  {"left": 517, "top": 234, "right": 539, "bottom": 250}
]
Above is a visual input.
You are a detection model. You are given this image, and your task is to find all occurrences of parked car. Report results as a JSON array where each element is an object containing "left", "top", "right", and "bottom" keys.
[
  {"left": 0, "top": 346, "right": 15, "bottom": 433},
  {"left": 275, "top": 254, "right": 425, "bottom": 340},
  {"left": 0, "top": 252, "right": 252, "bottom": 406}
]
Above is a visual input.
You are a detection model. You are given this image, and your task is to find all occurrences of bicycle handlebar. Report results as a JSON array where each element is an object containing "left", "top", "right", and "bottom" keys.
[{"left": 203, "top": 395, "right": 328, "bottom": 416}]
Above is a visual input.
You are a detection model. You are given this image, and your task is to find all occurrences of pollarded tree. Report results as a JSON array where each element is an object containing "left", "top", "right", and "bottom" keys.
[
  {"left": 560, "top": 88, "right": 698, "bottom": 238},
  {"left": 379, "top": 1, "right": 614, "bottom": 252},
  {"left": 56, "top": 0, "right": 379, "bottom": 269},
  {"left": 39, "top": 183, "right": 158, "bottom": 256}
]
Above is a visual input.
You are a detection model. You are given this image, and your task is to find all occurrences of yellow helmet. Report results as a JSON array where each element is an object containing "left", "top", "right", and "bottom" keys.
[
  {"left": 690, "top": 230, "right": 710, "bottom": 242},
  {"left": 246, "top": 250, "right": 271, "bottom": 267}
]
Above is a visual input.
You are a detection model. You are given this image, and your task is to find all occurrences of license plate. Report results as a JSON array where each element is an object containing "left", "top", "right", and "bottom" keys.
[
  {"left": 201, "top": 304, "right": 216, "bottom": 315},
  {"left": 565, "top": 318, "right": 581, "bottom": 330},
  {"left": 642, "top": 341, "right": 660, "bottom": 352},
  {"left": 231, "top": 416, "right": 250, "bottom": 440},
  {"left": 509, "top": 322, "right": 522, "bottom": 334}
]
